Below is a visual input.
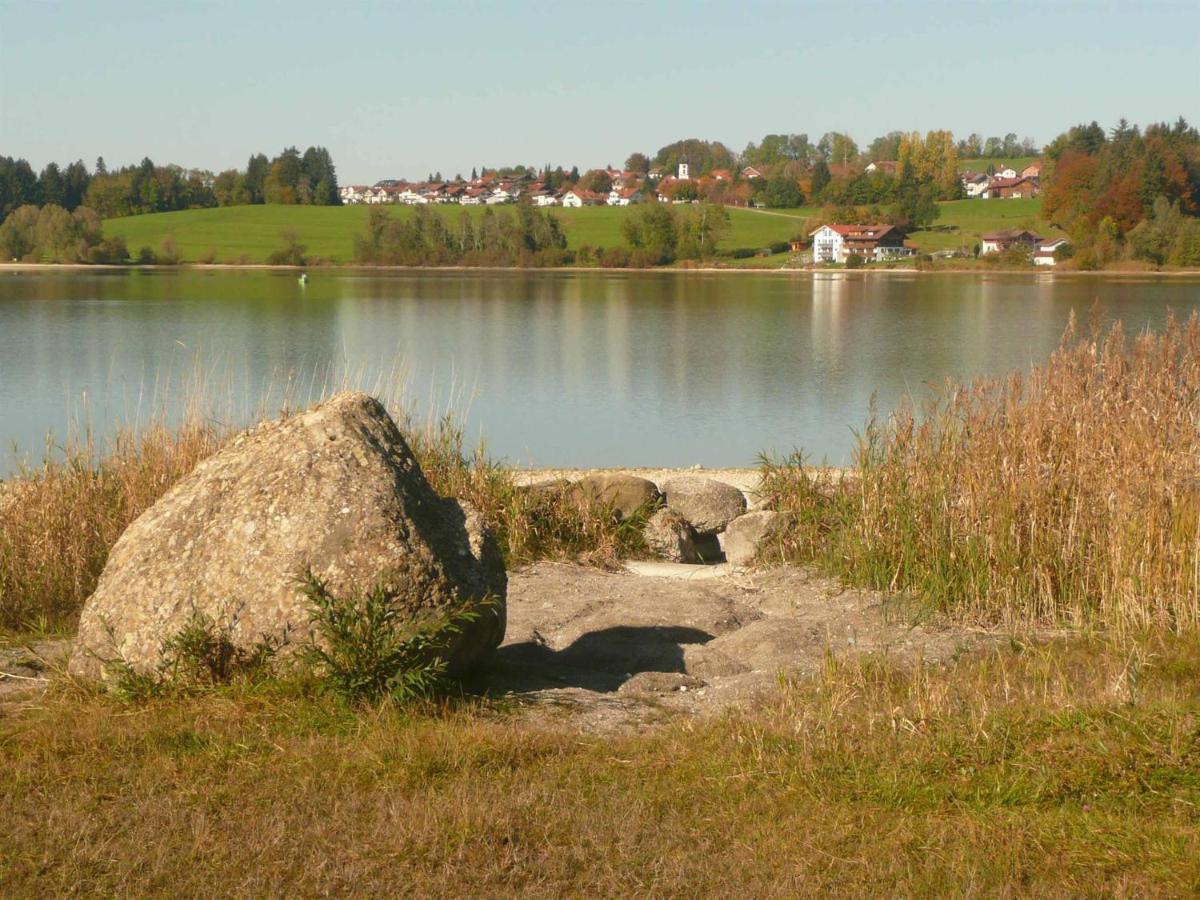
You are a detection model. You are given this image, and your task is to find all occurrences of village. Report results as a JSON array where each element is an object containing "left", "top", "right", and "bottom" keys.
[{"left": 339, "top": 157, "right": 1066, "bottom": 266}]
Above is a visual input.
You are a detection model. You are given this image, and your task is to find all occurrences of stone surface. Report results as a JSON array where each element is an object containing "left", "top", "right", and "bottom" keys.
[
  {"left": 660, "top": 476, "right": 747, "bottom": 535},
  {"left": 69, "top": 391, "right": 506, "bottom": 682},
  {"left": 642, "top": 508, "right": 698, "bottom": 563},
  {"left": 723, "top": 510, "right": 795, "bottom": 566},
  {"left": 570, "top": 473, "right": 661, "bottom": 521}
]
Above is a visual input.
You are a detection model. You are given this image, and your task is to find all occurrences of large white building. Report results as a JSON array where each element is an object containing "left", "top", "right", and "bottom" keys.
[{"left": 810, "top": 224, "right": 915, "bottom": 264}]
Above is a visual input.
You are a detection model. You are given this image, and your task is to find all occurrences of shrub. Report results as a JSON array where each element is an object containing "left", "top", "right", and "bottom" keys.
[
  {"left": 105, "top": 608, "right": 277, "bottom": 700},
  {"left": 196, "top": 247, "right": 219, "bottom": 265},
  {"left": 158, "top": 238, "right": 182, "bottom": 265},
  {"left": 266, "top": 229, "right": 307, "bottom": 266},
  {"left": 845, "top": 253, "right": 864, "bottom": 269},
  {"left": 299, "top": 569, "right": 480, "bottom": 705},
  {"left": 136, "top": 245, "right": 157, "bottom": 264}
]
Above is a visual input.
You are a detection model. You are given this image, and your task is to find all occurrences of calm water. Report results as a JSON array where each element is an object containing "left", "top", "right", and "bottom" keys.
[{"left": 1, "top": 269, "right": 1198, "bottom": 474}]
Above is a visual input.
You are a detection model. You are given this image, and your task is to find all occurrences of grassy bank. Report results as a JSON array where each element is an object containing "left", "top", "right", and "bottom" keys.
[
  {"left": 103, "top": 204, "right": 816, "bottom": 265},
  {"left": 99, "top": 199, "right": 1066, "bottom": 267},
  {"left": 2, "top": 633, "right": 1198, "bottom": 894}
]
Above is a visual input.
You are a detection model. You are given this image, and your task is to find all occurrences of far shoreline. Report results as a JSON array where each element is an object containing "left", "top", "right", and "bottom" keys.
[{"left": 4, "top": 262, "right": 1200, "bottom": 279}]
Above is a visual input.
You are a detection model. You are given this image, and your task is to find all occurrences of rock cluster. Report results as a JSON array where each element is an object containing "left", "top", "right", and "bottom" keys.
[{"left": 70, "top": 392, "right": 507, "bottom": 683}]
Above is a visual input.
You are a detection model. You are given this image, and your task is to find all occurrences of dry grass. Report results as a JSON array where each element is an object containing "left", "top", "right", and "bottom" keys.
[
  {"left": 761, "top": 312, "right": 1200, "bottom": 636},
  {"left": 2, "top": 633, "right": 1198, "bottom": 896},
  {"left": 0, "top": 385, "right": 645, "bottom": 635}
]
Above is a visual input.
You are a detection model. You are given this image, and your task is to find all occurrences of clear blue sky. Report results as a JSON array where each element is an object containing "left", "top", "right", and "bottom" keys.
[{"left": 2, "top": 0, "right": 1197, "bottom": 184}]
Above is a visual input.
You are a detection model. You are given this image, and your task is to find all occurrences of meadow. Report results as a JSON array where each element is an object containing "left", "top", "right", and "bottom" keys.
[
  {"left": 104, "top": 203, "right": 817, "bottom": 264},
  {"left": 101, "top": 198, "right": 1065, "bottom": 267}
]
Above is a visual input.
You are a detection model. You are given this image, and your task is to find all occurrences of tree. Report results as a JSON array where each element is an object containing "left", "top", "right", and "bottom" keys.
[
  {"left": 817, "top": 132, "right": 858, "bottom": 166},
  {"left": 63, "top": 160, "right": 90, "bottom": 210},
  {"left": 38, "top": 163, "right": 65, "bottom": 207},
  {"left": 621, "top": 203, "right": 678, "bottom": 263},
  {"left": 625, "top": 152, "right": 650, "bottom": 173},
  {"left": 244, "top": 153, "right": 270, "bottom": 203},
  {"left": 762, "top": 173, "right": 805, "bottom": 208},
  {"left": 810, "top": 160, "right": 831, "bottom": 199}
]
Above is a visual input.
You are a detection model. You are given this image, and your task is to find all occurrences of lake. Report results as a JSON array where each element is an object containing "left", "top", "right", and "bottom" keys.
[{"left": 1, "top": 269, "right": 1198, "bottom": 474}]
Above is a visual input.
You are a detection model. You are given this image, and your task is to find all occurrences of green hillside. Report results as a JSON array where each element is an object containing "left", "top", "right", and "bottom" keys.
[
  {"left": 104, "top": 204, "right": 817, "bottom": 264},
  {"left": 956, "top": 156, "right": 1038, "bottom": 174},
  {"left": 909, "top": 198, "right": 1063, "bottom": 253}
]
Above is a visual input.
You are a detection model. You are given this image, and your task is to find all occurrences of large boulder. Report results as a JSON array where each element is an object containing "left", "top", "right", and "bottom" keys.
[
  {"left": 570, "top": 473, "right": 661, "bottom": 521},
  {"left": 69, "top": 392, "right": 506, "bottom": 683},
  {"left": 660, "top": 476, "right": 747, "bottom": 535},
  {"left": 642, "top": 508, "right": 698, "bottom": 563},
  {"left": 723, "top": 510, "right": 795, "bottom": 566}
]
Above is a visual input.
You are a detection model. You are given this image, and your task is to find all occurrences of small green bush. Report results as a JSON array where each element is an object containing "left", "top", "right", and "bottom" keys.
[{"left": 299, "top": 570, "right": 480, "bottom": 705}]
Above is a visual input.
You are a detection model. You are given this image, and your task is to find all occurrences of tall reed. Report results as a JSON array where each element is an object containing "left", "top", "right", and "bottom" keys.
[
  {"left": 0, "top": 380, "right": 643, "bottom": 634},
  {"left": 763, "top": 312, "right": 1200, "bottom": 635}
]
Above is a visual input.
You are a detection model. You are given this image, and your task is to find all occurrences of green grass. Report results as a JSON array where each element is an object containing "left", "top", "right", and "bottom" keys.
[
  {"left": 3, "top": 633, "right": 1198, "bottom": 895},
  {"left": 104, "top": 204, "right": 815, "bottom": 265},
  {"left": 909, "top": 197, "right": 1064, "bottom": 253}
]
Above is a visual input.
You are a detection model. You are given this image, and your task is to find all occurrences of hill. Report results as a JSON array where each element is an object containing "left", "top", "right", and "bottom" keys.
[{"left": 104, "top": 204, "right": 818, "bottom": 265}]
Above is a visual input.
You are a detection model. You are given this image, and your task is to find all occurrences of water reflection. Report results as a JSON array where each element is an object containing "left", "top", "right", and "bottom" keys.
[{"left": 1, "top": 270, "right": 1198, "bottom": 472}]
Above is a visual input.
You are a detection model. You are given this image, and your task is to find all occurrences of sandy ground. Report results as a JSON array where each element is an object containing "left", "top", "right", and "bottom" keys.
[{"left": 3, "top": 562, "right": 998, "bottom": 732}]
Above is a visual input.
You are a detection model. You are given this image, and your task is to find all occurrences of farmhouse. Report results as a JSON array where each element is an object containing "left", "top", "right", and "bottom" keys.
[
  {"left": 607, "top": 187, "right": 643, "bottom": 206},
  {"left": 741, "top": 165, "right": 766, "bottom": 180},
  {"left": 1022, "top": 162, "right": 1042, "bottom": 179},
  {"left": 983, "top": 176, "right": 1039, "bottom": 199},
  {"left": 980, "top": 229, "right": 1043, "bottom": 254},
  {"left": 561, "top": 189, "right": 605, "bottom": 208},
  {"left": 810, "top": 224, "right": 915, "bottom": 264},
  {"left": 1034, "top": 237, "right": 1069, "bottom": 266},
  {"left": 865, "top": 160, "right": 899, "bottom": 175}
]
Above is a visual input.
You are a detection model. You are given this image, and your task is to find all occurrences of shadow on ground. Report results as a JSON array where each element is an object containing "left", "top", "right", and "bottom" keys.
[{"left": 473, "top": 625, "right": 715, "bottom": 693}]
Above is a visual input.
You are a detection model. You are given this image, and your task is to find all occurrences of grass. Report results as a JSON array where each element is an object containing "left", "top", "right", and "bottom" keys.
[
  {"left": 2, "top": 632, "right": 1198, "bottom": 894},
  {"left": 908, "top": 197, "right": 1064, "bottom": 253},
  {"left": 0, "top": 382, "right": 648, "bottom": 634},
  {"left": 761, "top": 312, "right": 1200, "bottom": 636},
  {"left": 103, "top": 203, "right": 815, "bottom": 265}
]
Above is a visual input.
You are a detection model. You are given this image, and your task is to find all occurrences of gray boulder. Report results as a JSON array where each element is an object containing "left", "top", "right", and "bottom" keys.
[
  {"left": 570, "top": 473, "right": 661, "bottom": 520},
  {"left": 69, "top": 391, "right": 506, "bottom": 683},
  {"left": 723, "top": 510, "right": 794, "bottom": 566},
  {"left": 660, "top": 476, "right": 747, "bottom": 535},
  {"left": 642, "top": 508, "right": 699, "bottom": 563}
]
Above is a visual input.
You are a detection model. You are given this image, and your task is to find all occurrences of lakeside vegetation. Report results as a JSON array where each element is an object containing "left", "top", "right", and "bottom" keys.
[{"left": 4, "top": 314, "right": 1200, "bottom": 892}]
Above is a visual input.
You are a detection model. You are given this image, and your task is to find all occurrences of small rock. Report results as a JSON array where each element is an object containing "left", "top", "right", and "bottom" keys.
[
  {"left": 660, "top": 476, "right": 747, "bottom": 535},
  {"left": 723, "top": 510, "right": 795, "bottom": 566},
  {"left": 618, "top": 671, "right": 706, "bottom": 696},
  {"left": 570, "top": 473, "right": 661, "bottom": 521},
  {"left": 643, "top": 508, "right": 698, "bottom": 563}
]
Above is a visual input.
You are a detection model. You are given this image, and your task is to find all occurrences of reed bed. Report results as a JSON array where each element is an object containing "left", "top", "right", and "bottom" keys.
[
  {"left": 0, "top": 376, "right": 643, "bottom": 634},
  {"left": 762, "top": 312, "right": 1200, "bottom": 635}
]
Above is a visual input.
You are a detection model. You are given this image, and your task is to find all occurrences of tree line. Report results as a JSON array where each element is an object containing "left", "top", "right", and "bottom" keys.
[
  {"left": 1041, "top": 117, "right": 1200, "bottom": 267},
  {"left": 0, "top": 146, "right": 341, "bottom": 221}
]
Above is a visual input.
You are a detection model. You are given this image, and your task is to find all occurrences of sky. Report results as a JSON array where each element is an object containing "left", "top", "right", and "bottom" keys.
[{"left": 2, "top": 0, "right": 1198, "bottom": 184}]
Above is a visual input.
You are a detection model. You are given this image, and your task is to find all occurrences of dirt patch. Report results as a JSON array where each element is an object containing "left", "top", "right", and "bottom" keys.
[
  {"left": 0, "top": 638, "right": 68, "bottom": 708},
  {"left": 469, "top": 562, "right": 999, "bottom": 732},
  {"left": 4, "top": 563, "right": 999, "bottom": 731}
]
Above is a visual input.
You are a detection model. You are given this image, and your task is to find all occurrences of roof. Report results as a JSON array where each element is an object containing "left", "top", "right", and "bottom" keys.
[
  {"left": 981, "top": 229, "right": 1043, "bottom": 241},
  {"left": 811, "top": 223, "right": 897, "bottom": 239},
  {"left": 988, "top": 177, "right": 1035, "bottom": 189}
]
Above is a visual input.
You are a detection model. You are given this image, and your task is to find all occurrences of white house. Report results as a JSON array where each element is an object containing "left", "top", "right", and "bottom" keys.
[
  {"left": 339, "top": 185, "right": 369, "bottom": 204},
  {"left": 1034, "top": 237, "right": 1069, "bottom": 266},
  {"left": 996, "top": 167, "right": 1018, "bottom": 179},
  {"left": 397, "top": 189, "right": 428, "bottom": 205},
  {"left": 531, "top": 192, "right": 559, "bottom": 207},
  {"left": 607, "top": 187, "right": 642, "bottom": 206},
  {"left": 961, "top": 172, "right": 989, "bottom": 199},
  {"left": 809, "top": 223, "right": 915, "bottom": 264},
  {"left": 561, "top": 189, "right": 604, "bottom": 207},
  {"left": 485, "top": 188, "right": 513, "bottom": 205}
]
